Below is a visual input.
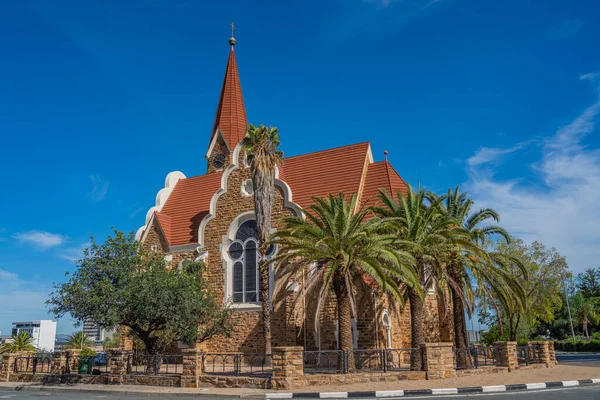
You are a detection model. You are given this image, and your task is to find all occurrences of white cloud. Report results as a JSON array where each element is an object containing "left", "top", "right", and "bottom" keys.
[
  {"left": 464, "top": 73, "right": 600, "bottom": 273},
  {"left": 88, "top": 174, "right": 110, "bottom": 201},
  {"left": 58, "top": 243, "right": 89, "bottom": 263},
  {"left": 467, "top": 142, "right": 529, "bottom": 167},
  {"left": 0, "top": 269, "right": 54, "bottom": 335},
  {"left": 0, "top": 269, "right": 18, "bottom": 280},
  {"left": 14, "top": 231, "right": 67, "bottom": 250}
]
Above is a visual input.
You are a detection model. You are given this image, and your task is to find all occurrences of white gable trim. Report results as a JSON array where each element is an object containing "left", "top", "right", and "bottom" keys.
[
  {"left": 197, "top": 142, "right": 303, "bottom": 248},
  {"left": 205, "top": 128, "right": 231, "bottom": 160},
  {"left": 366, "top": 143, "right": 374, "bottom": 163},
  {"left": 135, "top": 171, "right": 186, "bottom": 242}
]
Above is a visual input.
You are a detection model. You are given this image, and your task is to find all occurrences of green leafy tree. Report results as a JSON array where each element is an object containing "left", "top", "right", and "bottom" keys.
[
  {"left": 241, "top": 123, "right": 284, "bottom": 356},
  {"left": 102, "top": 334, "right": 121, "bottom": 350},
  {"left": 0, "top": 332, "right": 35, "bottom": 353},
  {"left": 576, "top": 268, "right": 600, "bottom": 299},
  {"left": 64, "top": 331, "right": 94, "bottom": 350},
  {"left": 47, "top": 230, "right": 234, "bottom": 355},
  {"left": 572, "top": 294, "right": 600, "bottom": 339},
  {"left": 479, "top": 238, "right": 570, "bottom": 341},
  {"left": 272, "top": 193, "right": 417, "bottom": 371},
  {"left": 375, "top": 186, "right": 472, "bottom": 369}
]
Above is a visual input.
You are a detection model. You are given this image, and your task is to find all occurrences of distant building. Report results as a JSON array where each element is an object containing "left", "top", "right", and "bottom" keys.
[
  {"left": 54, "top": 334, "right": 70, "bottom": 351},
  {"left": 82, "top": 319, "right": 114, "bottom": 341},
  {"left": 0, "top": 336, "right": 14, "bottom": 345},
  {"left": 12, "top": 320, "right": 57, "bottom": 351},
  {"left": 467, "top": 330, "right": 482, "bottom": 344}
]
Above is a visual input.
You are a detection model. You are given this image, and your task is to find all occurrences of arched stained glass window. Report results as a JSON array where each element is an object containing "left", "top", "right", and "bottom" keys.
[{"left": 228, "top": 220, "right": 275, "bottom": 303}]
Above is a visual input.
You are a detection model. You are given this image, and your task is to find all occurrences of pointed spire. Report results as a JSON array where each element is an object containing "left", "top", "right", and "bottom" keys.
[{"left": 210, "top": 26, "right": 247, "bottom": 149}]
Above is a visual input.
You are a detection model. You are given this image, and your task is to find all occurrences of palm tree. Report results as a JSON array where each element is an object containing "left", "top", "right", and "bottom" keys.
[
  {"left": 271, "top": 193, "right": 417, "bottom": 371},
  {"left": 64, "top": 331, "right": 93, "bottom": 350},
  {"left": 573, "top": 294, "right": 600, "bottom": 338},
  {"left": 241, "top": 123, "right": 284, "bottom": 356},
  {"left": 439, "top": 186, "right": 511, "bottom": 352},
  {"left": 0, "top": 331, "right": 35, "bottom": 353},
  {"left": 376, "top": 185, "right": 473, "bottom": 369}
]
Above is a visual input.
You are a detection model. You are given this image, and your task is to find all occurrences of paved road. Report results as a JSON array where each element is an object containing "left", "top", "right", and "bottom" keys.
[
  {"left": 2, "top": 386, "right": 600, "bottom": 399},
  {"left": 556, "top": 352, "right": 600, "bottom": 367}
]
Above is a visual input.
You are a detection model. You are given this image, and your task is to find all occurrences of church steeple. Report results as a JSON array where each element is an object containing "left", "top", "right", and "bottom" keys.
[{"left": 209, "top": 26, "right": 247, "bottom": 152}]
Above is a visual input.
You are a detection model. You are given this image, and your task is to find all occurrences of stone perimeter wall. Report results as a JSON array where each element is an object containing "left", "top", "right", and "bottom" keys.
[{"left": 0, "top": 342, "right": 557, "bottom": 390}]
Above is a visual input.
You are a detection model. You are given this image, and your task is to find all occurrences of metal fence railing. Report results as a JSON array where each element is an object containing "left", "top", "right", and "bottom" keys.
[
  {"left": 13, "top": 355, "right": 53, "bottom": 374},
  {"left": 126, "top": 354, "right": 184, "bottom": 375},
  {"left": 303, "top": 348, "right": 423, "bottom": 374},
  {"left": 76, "top": 353, "right": 110, "bottom": 375},
  {"left": 517, "top": 345, "right": 542, "bottom": 366},
  {"left": 201, "top": 353, "right": 272, "bottom": 376},
  {"left": 455, "top": 346, "right": 503, "bottom": 370}
]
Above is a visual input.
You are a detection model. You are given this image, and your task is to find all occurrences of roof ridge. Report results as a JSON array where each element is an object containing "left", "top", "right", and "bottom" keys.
[
  {"left": 384, "top": 160, "right": 408, "bottom": 188},
  {"left": 284, "top": 141, "right": 370, "bottom": 161}
]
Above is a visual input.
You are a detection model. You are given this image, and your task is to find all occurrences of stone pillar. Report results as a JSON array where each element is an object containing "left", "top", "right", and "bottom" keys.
[
  {"left": 495, "top": 341, "right": 518, "bottom": 371},
  {"left": 107, "top": 350, "right": 131, "bottom": 384},
  {"left": 180, "top": 348, "right": 203, "bottom": 388},
  {"left": 63, "top": 351, "right": 81, "bottom": 374},
  {"left": 271, "top": 346, "right": 304, "bottom": 390},
  {"left": 529, "top": 341, "right": 556, "bottom": 367},
  {"left": 420, "top": 342, "right": 456, "bottom": 380},
  {"left": 1, "top": 352, "right": 33, "bottom": 381},
  {"left": 51, "top": 352, "right": 68, "bottom": 375},
  {"left": 548, "top": 341, "right": 557, "bottom": 365},
  {"left": 119, "top": 326, "right": 134, "bottom": 351},
  {"left": 1, "top": 352, "right": 16, "bottom": 382}
]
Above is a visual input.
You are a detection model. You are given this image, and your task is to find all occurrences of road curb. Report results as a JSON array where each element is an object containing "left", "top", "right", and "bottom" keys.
[
  {"left": 264, "top": 378, "right": 600, "bottom": 398},
  {"left": 1, "top": 378, "right": 599, "bottom": 398}
]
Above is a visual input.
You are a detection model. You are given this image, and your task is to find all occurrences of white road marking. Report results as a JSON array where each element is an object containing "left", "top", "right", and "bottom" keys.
[
  {"left": 562, "top": 380, "right": 579, "bottom": 387},
  {"left": 375, "top": 390, "right": 404, "bottom": 397},
  {"left": 431, "top": 388, "right": 458, "bottom": 395},
  {"left": 320, "top": 393, "right": 348, "bottom": 399},
  {"left": 526, "top": 382, "right": 546, "bottom": 390},
  {"left": 482, "top": 385, "right": 506, "bottom": 392}
]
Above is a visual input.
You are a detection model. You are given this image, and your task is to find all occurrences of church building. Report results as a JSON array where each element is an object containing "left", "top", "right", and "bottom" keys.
[{"left": 135, "top": 35, "right": 451, "bottom": 353}]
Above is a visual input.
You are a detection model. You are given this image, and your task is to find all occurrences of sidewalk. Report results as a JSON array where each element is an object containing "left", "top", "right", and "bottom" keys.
[{"left": 1, "top": 365, "right": 599, "bottom": 398}]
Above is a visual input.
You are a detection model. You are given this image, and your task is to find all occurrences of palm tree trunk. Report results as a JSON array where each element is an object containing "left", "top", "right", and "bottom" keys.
[
  {"left": 408, "top": 288, "right": 425, "bottom": 370},
  {"left": 333, "top": 274, "right": 355, "bottom": 372},
  {"left": 259, "top": 249, "right": 272, "bottom": 356},
  {"left": 451, "top": 286, "right": 472, "bottom": 368},
  {"left": 448, "top": 262, "right": 472, "bottom": 368},
  {"left": 252, "top": 169, "right": 274, "bottom": 357}
]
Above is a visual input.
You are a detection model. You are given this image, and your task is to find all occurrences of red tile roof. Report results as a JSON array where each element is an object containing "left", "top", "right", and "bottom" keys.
[
  {"left": 150, "top": 143, "right": 409, "bottom": 246},
  {"left": 156, "top": 171, "right": 223, "bottom": 246},
  {"left": 361, "top": 161, "right": 408, "bottom": 207},
  {"left": 210, "top": 49, "right": 247, "bottom": 149},
  {"left": 279, "top": 142, "right": 370, "bottom": 209}
]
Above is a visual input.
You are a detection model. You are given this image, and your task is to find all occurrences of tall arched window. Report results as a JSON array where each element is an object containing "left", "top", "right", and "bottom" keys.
[{"left": 228, "top": 220, "right": 274, "bottom": 303}]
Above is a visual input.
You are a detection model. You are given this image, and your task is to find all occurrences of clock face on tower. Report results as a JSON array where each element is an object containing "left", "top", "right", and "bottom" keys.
[{"left": 212, "top": 153, "right": 226, "bottom": 169}]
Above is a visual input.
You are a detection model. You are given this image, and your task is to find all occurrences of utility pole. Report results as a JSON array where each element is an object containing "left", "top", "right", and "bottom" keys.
[{"left": 565, "top": 281, "right": 577, "bottom": 351}]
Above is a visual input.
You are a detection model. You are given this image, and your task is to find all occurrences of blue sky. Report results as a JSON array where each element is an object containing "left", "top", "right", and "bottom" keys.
[{"left": 0, "top": 0, "right": 599, "bottom": 335}]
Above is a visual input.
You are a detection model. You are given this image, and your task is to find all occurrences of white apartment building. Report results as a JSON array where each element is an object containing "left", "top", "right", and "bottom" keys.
[{"left": 12, "top": 320, "right": 57, "bottom": 352}]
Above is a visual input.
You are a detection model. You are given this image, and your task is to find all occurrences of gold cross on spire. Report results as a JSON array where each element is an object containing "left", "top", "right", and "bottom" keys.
[{"left": 229, "top": 22, "right": 237, "bottom": 46}]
